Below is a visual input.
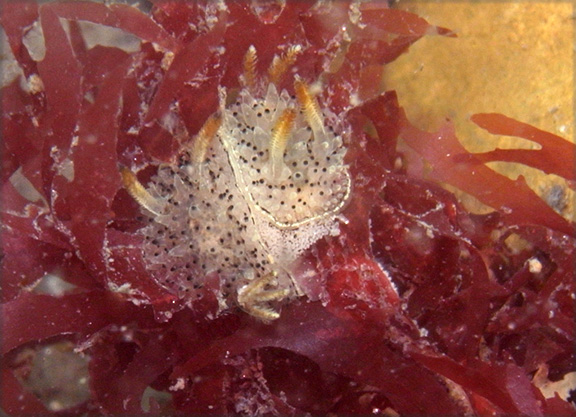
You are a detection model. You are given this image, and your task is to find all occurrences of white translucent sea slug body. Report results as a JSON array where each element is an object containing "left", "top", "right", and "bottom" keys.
[{"left": 137, "top": 80, "right": 351, "bottom": 320}]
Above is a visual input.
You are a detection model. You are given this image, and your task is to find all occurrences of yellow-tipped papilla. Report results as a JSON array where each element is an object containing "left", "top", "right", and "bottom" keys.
[
  {"left": 190, "top": 111, "right": 222, "bottom": 165},
  {"left": 294, "top": 76, "right": 325, "bottom": 136},
  {"left": 120, "top": 166, "right": 164, "bottom": 216},
  {"left": 269, "top": 108, "right": 296, "bottom": 179},
  {"left": 242, "top": 45, "right": 258, "bottom": 91},
  {"left": 268, "top": 44, "right": 302, "bottom": 86}
]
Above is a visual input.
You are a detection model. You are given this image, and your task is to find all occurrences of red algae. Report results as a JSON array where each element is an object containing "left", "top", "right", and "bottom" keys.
[
  {"left": 1, "top": 1, "right": 574, "bottom": 415},
  {"left": 470, "top": 113, "right": 576, "bottom": 182}
]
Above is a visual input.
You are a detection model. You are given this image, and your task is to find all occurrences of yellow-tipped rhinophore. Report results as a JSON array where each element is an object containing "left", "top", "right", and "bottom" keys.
[
  {"left": 242, "top": 45, "right": 258, "bottom": 91},
  {"left": 294, "top": 76, "right": 325, "bottom": 136},
  {"left": 120, "top": 166, "right": 164, "bottom": 216},
  {"left": 237, "top": 271, "right": 290, "bottom": 321},
  {"left": 269, "top": 108, "right": 296, "bottom": 179},
  {"left": 190, "top": 111, "right": 222, "bottom": 165},
  {"left": 268, "top": 44, "right": 302, "bottom": 86}
]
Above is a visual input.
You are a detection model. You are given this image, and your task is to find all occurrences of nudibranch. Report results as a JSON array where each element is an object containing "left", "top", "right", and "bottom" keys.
[{"left": 122, "top": 45, "right": 351, "bottom": 321}]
